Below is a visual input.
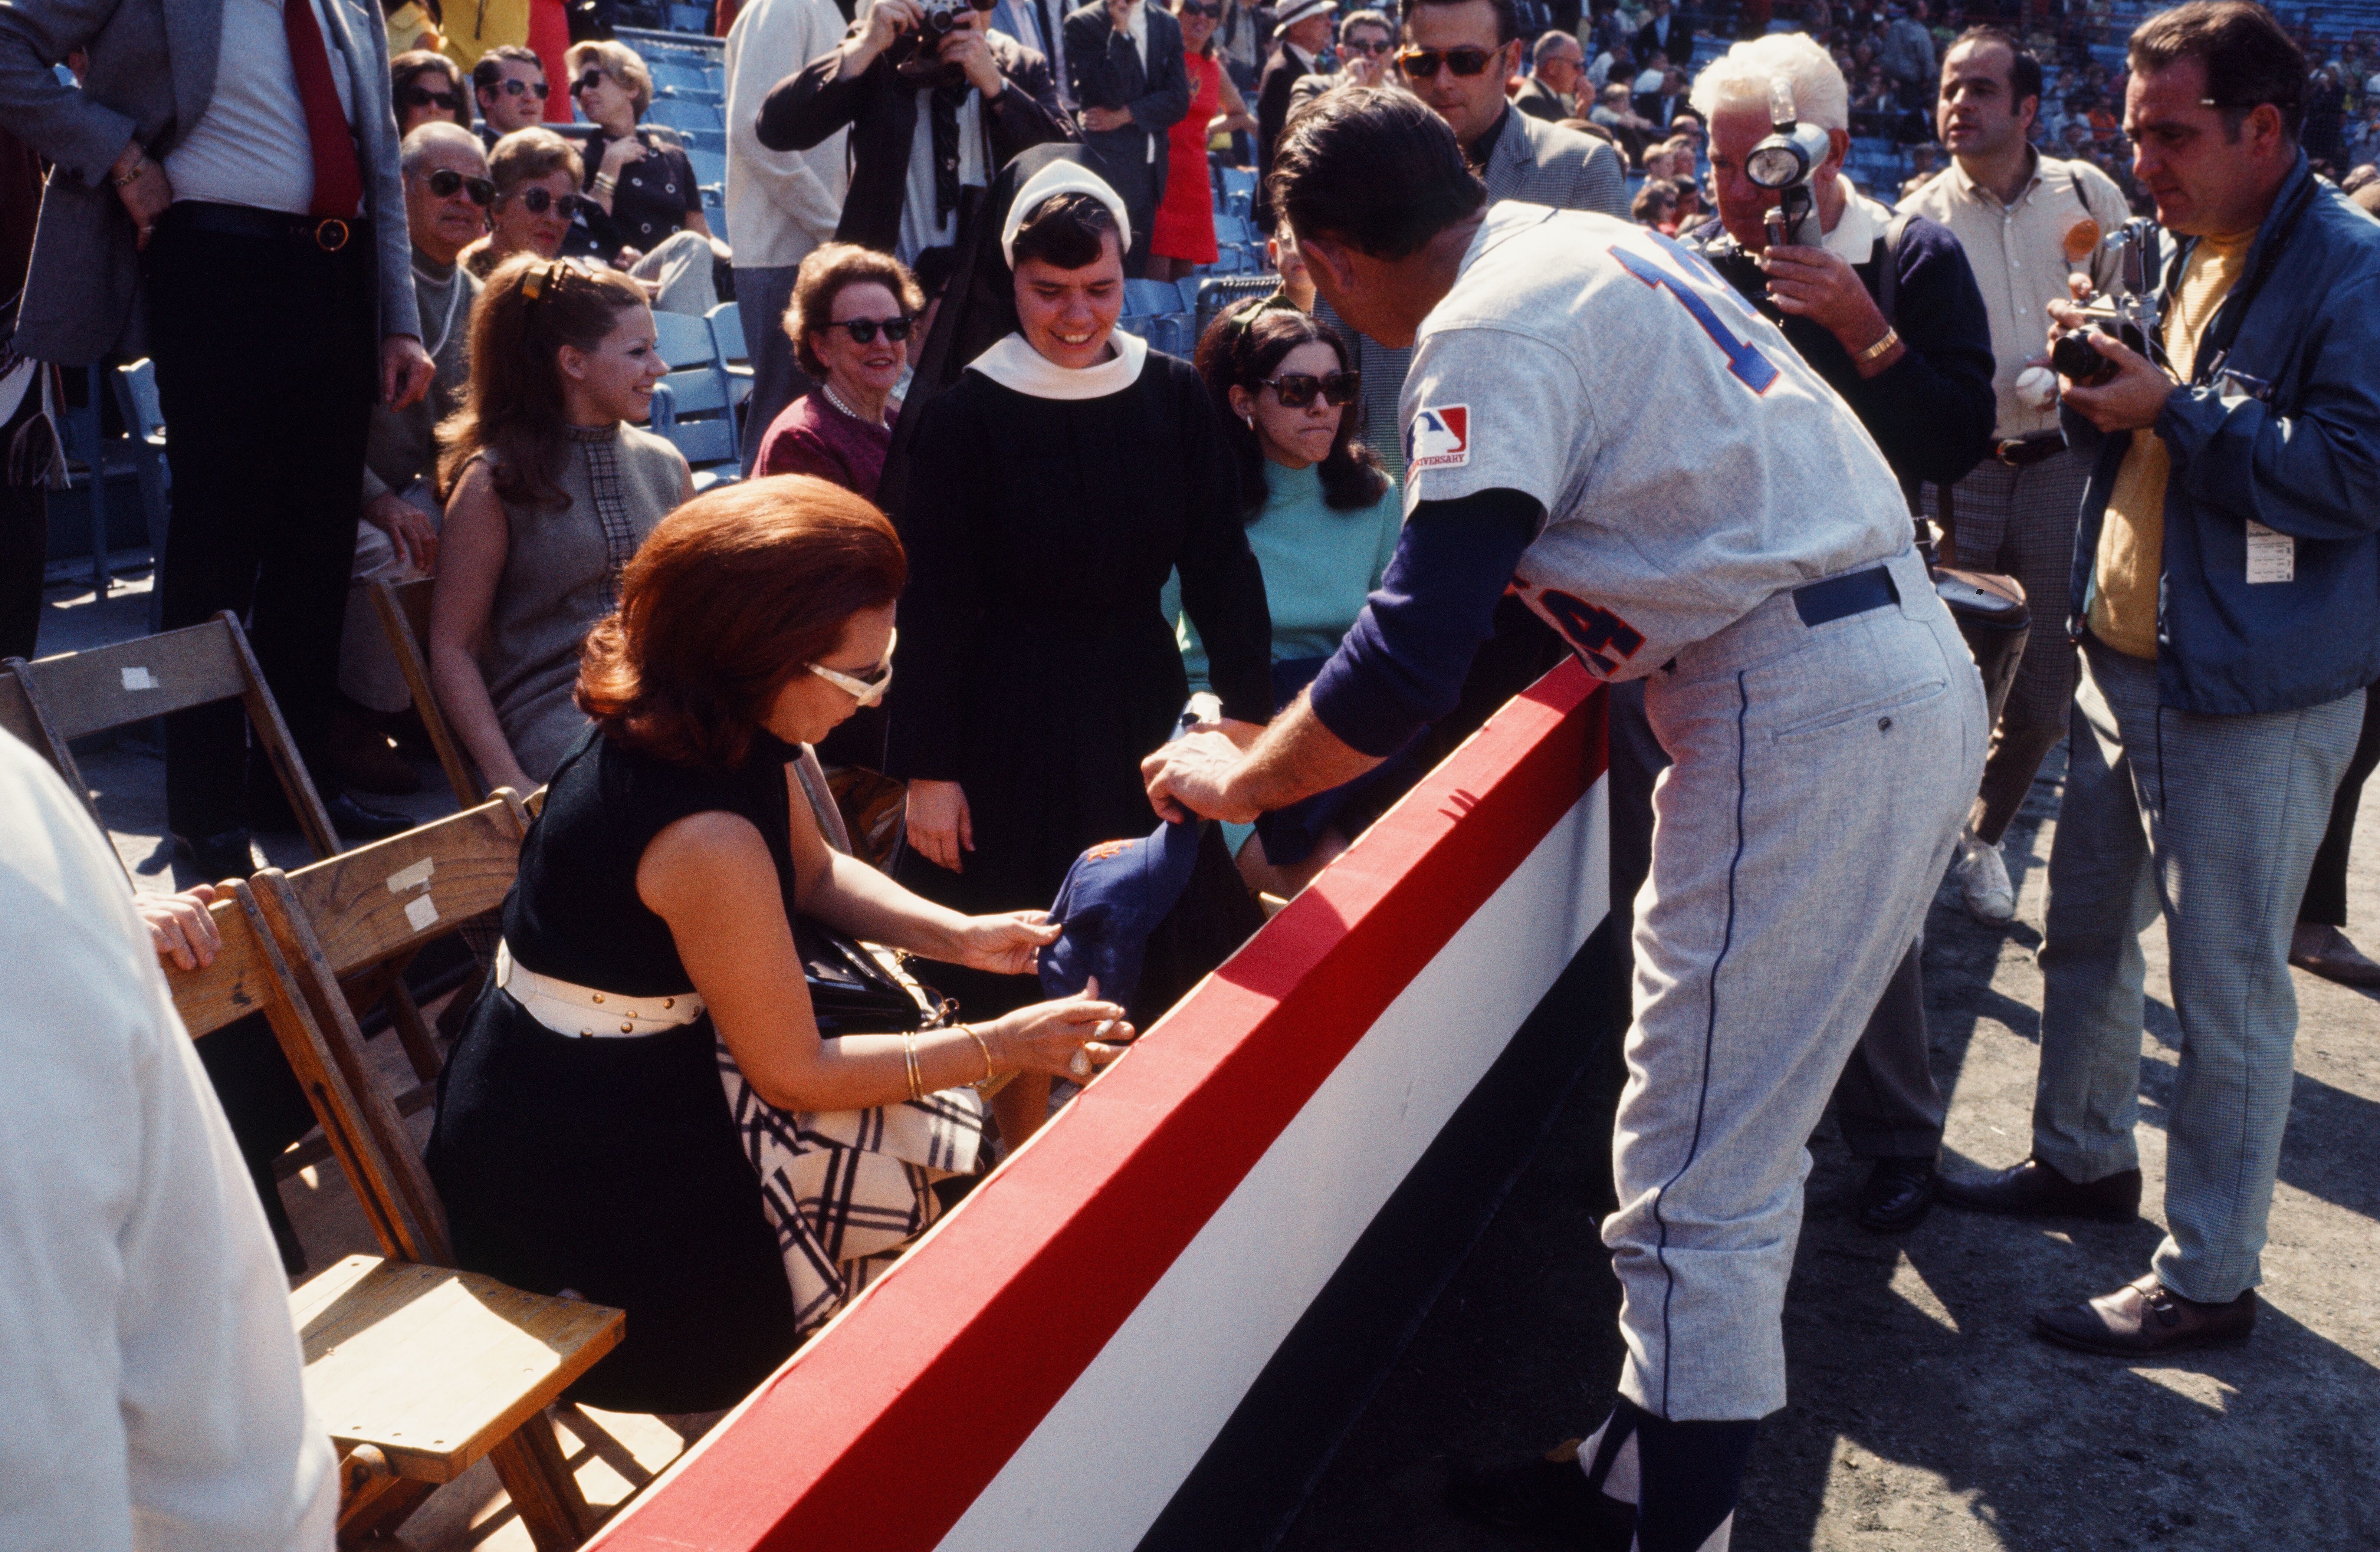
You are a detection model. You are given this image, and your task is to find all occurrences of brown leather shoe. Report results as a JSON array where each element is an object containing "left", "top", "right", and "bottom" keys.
[
  {"left": 2033, "top": 1273, "right": 2255, "bottom": 1356},
  {"left": 2290, "top": 923, "right": 2380, "bottom": 988},
  {"left": 1936, "top": 1155, "right": 2140, "bottom": 1221}
]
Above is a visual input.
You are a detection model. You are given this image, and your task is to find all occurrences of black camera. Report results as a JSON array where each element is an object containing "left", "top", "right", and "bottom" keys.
[
  {"left": 2049, "top": 218, "right": 2163, "bottom": 388},
  {"left": 2048, "top": 306, "right": 2147, "bottom": 386},
  {"left": 890, "top": 0, "right": 995, "bottom": 78}
]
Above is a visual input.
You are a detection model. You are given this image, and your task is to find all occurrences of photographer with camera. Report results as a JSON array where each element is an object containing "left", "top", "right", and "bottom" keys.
[
  {"left": 1900, "top": 27, "right": 2134, "bottom": 926},
  {"left": 1936, "top": 0, "right": 2380, "bottom": 1360},
  {"left": 757, "top": 0, "right": 1076, "bottom": 264},
  {"left": 1641, "top": 32, "right": 1994, "bottom": 1235}
]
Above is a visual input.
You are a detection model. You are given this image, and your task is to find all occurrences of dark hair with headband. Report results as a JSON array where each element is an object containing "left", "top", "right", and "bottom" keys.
[
  {"left": 1011, "top": 191, "right": 1122, "bottom": 270},
  {"left": 1193, "top": 298, "right": 1386, "bottom": 520},
  {"left": 438, "top": 254, "right": 650, "bottom": 509},
  {"left": 1268, "top": 86, "right": 1487, "bottom": 259}
]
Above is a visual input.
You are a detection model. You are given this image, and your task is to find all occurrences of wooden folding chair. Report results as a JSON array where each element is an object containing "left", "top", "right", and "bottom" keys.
[
  {"left": 167, "top": 800, "right": 624, "bottom": 1551},
  {"left": 370, "top": 576, "right": 483, "bottom": 810},
  {"left": 7, "top": 609, "right": 341, "bottom": 864}
]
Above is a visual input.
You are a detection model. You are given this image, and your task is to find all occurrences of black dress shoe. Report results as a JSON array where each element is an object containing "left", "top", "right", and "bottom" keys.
[
  {"left": 1937, "top": 1155, "right": 2140, "bottom": 1222},
  {"left": 2033, "top": 1272, "right": 2255, "bottom": 1356},
  {"left": 1856, "top": 1154, "right": 1936, "bottom": 1232},
  {"left": 1448, "top": 1444, "right": 1638, "bottom": 1549},
  {"left": 174, "top": 827, "right": 257, "bottom": 884}
]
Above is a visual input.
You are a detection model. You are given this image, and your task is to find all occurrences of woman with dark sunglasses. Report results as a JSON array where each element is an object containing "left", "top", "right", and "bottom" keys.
[
  {"left": 1145, "top": 0, "right": 1261, "bottom": 283},
  {"left": 1176, "top": 296, "right": 1405, "bottom": 897},
  {"left": 461, "top": 127, "right": 589, "bottom": 279},
  {"left": 565, "top": 39, "right": 715, "bottom": 266},
  {"left": 755, "top": 244, "right": 924, "bottom": 497},
  {"left": 392, "top": 49, "right": 474, "bottom": 137}
]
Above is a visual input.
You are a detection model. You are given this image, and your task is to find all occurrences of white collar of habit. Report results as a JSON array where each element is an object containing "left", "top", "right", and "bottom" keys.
[{"left": 966, "top": 329, "right": 1149, "bottom": 399}]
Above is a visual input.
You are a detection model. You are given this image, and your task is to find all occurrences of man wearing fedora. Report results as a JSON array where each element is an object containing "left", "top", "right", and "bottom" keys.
[
  {"left": 1254, "top": 0, "right": 1338, "bottom": 233},
  {"left": 0, "top": 0, "right": 430, "bottom": 879}
]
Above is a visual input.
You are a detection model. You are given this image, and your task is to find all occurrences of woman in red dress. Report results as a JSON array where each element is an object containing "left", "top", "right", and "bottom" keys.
[{"left": 1146, "top": 0, "right": 1259, "bottom": 283}]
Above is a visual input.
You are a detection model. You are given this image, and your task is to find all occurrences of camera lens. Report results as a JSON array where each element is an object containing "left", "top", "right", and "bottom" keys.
[{"left": 2050, "top": 329, "right": 2117, "bottom": 385}]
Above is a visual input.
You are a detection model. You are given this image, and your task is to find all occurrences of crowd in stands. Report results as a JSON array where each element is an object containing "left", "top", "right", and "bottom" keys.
[{"left": 1, "top": 0, "right": 2378, "bottom": 1543}]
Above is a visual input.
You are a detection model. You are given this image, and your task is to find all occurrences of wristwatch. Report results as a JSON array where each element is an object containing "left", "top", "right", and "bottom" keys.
[{"left": 1853, "top": 325, "right": 1901, "bottom": 366}]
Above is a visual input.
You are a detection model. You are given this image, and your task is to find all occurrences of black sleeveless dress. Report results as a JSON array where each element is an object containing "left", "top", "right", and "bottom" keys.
[{"left": 426, "top": 726, "right": 805, "bottom": 1413}]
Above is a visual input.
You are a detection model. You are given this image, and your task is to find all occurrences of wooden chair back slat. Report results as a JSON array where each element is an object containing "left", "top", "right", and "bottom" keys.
[
  {"left": 165, "top": 894, "right": 437, "bottom": 1264},
  {"left": 247, "top": 872, "right": 456, "bottom": 1265},
  {"left": 0, "top": 658, "right": 101, "bottom": 833},
  {"left": 277, "top": 790, "right": 530, "bottom": 980},
  {"left": 17, "top": 612, "right": 342, "bottom": 860},
  {"left": 370, "top": 578, "right": 483, "bottom": 810}
]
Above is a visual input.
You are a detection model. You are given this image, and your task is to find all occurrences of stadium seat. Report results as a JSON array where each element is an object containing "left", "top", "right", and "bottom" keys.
[
  {"left": 649, "top": 310, "right": 742, "bottom": 488},
  {"left": 646, "top": 96, "right": 723, "bottom": 134}
]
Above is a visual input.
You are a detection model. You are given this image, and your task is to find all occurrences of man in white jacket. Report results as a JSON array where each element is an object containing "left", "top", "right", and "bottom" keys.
[
  {"left": 727, "top": 0, "right": 854, "bottom": 474},
  {"left": 0, "top": 728, "right": 337, "bottom": 1552}
]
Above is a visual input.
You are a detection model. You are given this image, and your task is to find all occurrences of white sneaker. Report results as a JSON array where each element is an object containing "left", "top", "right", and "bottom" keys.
[{"left": 1951, "top": 831, "right": 2016, "bottom": 924}]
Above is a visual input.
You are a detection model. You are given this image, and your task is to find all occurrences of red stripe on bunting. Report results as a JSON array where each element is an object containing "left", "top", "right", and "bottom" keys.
[{"left": 590, "top": 664, "right": 1609, "bottom": 1552}]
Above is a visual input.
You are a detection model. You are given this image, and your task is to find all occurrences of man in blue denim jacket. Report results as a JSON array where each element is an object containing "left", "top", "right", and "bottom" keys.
[{"left": 1939, "top": 0, "right": 2379, "bottom": 1358}]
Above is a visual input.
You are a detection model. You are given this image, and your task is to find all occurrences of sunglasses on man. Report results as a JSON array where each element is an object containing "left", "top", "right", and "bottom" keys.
[
  {"left": 493, "top": 76, "right": 551, "bottom": 100},
  {"left": 1341, "top": 36, "right": 1392, "bottom": 54},
  {"left": 510, "top": 186, "right": 590, "bottom": 218},
  {"left": 400, "top": 85, "right": 465, "bottom": 110},
  {"left": 1261, "top": 369, "right": 1360, "bottom": 408},
  {"left": 1396, "top": 45, "right": 1499, "bottom": 78},
  {"left": 420, "top": 168, "right": 496, "bottom": 205},
  {"left": 823, "top": 315, "right": 915, "bottom": 344},
  {"left": 809, "top": 629, "right": 897, "bottom": 707}
]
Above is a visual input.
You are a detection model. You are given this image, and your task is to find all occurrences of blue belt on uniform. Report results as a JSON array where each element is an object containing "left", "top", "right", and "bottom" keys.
[{"left": 1792, "top": 564, "right": 1900, "bottom": 628}]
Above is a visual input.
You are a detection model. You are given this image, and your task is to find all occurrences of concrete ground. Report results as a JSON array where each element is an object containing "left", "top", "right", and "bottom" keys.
[
  {"left": 32, "top": 567, "right": 2380, "bottom": 1550},
  {"left": 1283, "top": 737, "right": 2380, "bottom": 1549}
]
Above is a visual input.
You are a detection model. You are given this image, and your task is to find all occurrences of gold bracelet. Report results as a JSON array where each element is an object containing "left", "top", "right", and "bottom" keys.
[
  {"left": 1854, "top": 325, "right": 1901, "bottom": 366},
  {"left": 960, "top": 1023, "right": 994, "bottom": 1084},
  {"left": 112, "top": 154, "right": 147, "bottom": 188},
  {"left": 902, "top": 1033, "right": 923, "bottom": 1102}
]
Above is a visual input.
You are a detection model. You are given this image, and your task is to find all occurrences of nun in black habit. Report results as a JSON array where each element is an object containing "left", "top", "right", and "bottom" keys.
[{"left": 881, "top": 149, "right": 1272, "bottom": 1050}]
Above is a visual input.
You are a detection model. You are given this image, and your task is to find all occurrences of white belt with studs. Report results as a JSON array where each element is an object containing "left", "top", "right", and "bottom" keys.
[{"left": 494, "top": 939, "right": 705, "bottom": 1039}]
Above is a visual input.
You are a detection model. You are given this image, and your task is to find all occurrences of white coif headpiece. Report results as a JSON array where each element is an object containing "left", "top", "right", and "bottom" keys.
[{"left": 1000, "top": 160, "right": 1134, "bottom": 270}]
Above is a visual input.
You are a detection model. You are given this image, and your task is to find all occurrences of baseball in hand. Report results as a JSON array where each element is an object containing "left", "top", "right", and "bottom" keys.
[{"left": 2014, "top": 365, "right": 2059, "bottom": 411}]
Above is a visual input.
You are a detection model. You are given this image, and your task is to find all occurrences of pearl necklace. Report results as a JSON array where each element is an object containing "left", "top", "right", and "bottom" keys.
[{"left": 821, "top": 382, "right": 888, "bottom": 428}]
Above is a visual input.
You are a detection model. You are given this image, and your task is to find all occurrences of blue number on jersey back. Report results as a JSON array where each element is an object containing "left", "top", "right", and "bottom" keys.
[{"left": 1608, "top": 237, "right": 1781, "bottom": 395}]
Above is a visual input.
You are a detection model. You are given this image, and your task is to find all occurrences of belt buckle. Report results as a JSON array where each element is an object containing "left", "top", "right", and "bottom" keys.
[{"left": 314, "top": 217, "right": 351, "bottom": 253}]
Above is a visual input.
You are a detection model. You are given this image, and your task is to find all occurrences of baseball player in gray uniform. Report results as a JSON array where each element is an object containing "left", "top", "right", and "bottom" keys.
[{"left": 1144, "top": 89, "right": 1986, "bottom": 1549}]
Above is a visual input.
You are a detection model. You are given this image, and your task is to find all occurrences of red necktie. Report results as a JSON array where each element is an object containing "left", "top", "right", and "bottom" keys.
[{"left": 282, "top": 0, "right": 364, "bottom": 219}]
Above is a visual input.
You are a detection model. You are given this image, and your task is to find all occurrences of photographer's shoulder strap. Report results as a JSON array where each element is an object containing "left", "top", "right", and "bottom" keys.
[{"left": 1867, "top": 211, "right": 1912, "bottom": 326}]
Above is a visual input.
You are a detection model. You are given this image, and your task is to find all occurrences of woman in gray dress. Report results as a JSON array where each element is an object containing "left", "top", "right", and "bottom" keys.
[{"left": 431, "top": 255, "right": 693, "bottom": 793}]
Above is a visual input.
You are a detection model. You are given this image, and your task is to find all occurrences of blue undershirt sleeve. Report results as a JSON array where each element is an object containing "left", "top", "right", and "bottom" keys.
[{"left": 1307, "top": 488, "right": 1545, "bottom": 758}]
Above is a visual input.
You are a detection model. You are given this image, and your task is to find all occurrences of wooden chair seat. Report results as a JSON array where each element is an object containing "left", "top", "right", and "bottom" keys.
[{"left": 294, "top": 1255, "right": 623, "bottom": 1484}]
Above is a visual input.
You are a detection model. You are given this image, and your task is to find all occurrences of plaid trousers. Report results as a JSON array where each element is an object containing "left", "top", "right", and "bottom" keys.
[
  {"left": 2032, "top": 637, "right": 2363, "bottom": 1303},
  {"left": 1926, "top": 448, "right": 2093, "bottom": 843}
]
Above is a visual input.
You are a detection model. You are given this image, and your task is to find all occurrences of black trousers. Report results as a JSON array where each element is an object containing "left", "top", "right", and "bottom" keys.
[
  {"left": 0, "top": 379, "right": 49, "bottom": 661},
  {"left": 146, "top": 207, "right": 377, "bottom": 838},
  {"left": 2300, "top": 684, "right": 2380, "bottom": 928}
]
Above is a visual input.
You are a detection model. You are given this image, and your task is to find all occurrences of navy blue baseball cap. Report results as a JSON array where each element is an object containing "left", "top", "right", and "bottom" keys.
[{"left": 1038, "top": 818, "right": 1205, "bottom": 1011}]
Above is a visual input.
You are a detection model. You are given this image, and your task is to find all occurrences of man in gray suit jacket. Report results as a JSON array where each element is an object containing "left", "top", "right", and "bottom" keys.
[
  {"left": 1063, "top": 0, "right": 1189, "bottom": 277},
  {"left": 0, "top": 0, "right": 430, "bottom": 875}
]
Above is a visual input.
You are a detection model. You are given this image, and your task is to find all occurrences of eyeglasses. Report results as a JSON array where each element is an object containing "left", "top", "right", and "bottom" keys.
[
  {"left": 1342, "top": 36, "right": 1392, "bottom": 54},
  {"left": 823, "top": 315, "right": 915, "bottom": 344},
  {"left": 571, "top": 70, "right": 608, "bottom": 96},
  {"left": 400, "top": 85, "right": 464, "bottom": 110},
  {"left": 1396, "top": 46, "right": 1498, "bottom": 78},
  {"left": 511, "top": 186, "right": 589, "bottom": 218},
  {"left": 1177, "top": 2, "right": 1222, "bottom": 15},
  {"left": 1260, "top": 369, "right": 1360, "bottom": 408},
  {"left": 421, "top": 168, "right": 496, "bottom": 205},
  {"left": 809, "top": 629, "right": 897, "bottom": 707},
  {"left": 494, "top": 76, "right": 551, "bottom": 100}
]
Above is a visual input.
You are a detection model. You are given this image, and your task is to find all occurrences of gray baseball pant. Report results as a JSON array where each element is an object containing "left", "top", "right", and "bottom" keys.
[
  {"left": 2031, "top": 636, "right": 2363, "bottom": 1304},
  {"left": 1608, "top": 546, "right": 1985, "bottom": 1421}
]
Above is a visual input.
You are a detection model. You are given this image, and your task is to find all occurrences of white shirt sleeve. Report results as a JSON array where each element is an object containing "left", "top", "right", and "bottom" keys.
[{"left": 0, "top": 737, "right": 335, "bottom": 1552}]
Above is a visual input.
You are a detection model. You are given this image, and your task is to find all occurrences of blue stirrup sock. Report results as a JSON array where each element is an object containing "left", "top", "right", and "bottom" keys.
[{"left": 1575, "top": 1396, "right": 1760, "bottom": 1552}]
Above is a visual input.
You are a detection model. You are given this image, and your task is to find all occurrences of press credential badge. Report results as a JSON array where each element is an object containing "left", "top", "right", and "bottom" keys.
[{"left": 2244, "top": 521, "right": 2294, "bottom": 584}]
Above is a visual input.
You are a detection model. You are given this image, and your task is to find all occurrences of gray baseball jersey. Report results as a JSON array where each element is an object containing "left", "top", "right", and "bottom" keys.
[{"left": 1400, "top": 203, "right": 1914, "bottom": 681}]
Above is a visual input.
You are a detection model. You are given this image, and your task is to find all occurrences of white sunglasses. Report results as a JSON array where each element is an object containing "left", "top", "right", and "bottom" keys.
[{"left": 808, "top": 628, "right": 896, "bottom": 707}]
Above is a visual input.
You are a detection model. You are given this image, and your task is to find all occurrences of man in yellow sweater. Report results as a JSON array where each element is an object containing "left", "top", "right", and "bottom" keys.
[{"left": 1938, "top": 1, "right": 2380, "bottom": 1360}]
